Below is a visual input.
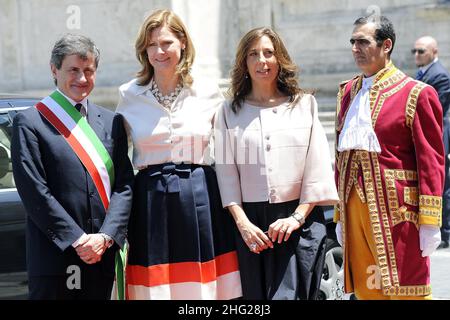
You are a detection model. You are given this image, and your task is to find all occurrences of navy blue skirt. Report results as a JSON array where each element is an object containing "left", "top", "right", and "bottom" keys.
[
  {"left": 236, "top": 200, "right": 327, "bottom": 300},
  {"left": 126, "top": 163, "right": 242, "bottom": 300}
]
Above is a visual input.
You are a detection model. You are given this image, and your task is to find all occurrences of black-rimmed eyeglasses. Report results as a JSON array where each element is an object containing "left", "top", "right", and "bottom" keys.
[{"left": 411, "top": 48, "right": 426, "bottom": 55}]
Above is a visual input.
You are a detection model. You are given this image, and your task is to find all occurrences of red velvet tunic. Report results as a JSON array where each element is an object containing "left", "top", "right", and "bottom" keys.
[{"left": 334, "top": 62, "right": 444, "bottom": 296}]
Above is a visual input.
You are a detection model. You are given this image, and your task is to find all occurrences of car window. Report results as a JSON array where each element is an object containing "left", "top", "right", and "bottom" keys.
[{"left": 0, "top": 112, "right": 14, "bottom": 189}]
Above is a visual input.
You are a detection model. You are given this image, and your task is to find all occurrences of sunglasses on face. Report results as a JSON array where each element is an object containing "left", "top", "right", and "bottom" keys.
[{"left": 411, "top": 48, "right": 426, "bottom": 55}]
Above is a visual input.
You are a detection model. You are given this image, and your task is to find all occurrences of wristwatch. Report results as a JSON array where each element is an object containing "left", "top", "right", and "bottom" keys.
[
  {"left": 291, "top": 211, "right": 306, "bottom": 226},
  {"left": 100, "top": 233, "right": 114, "bottom": 248}
]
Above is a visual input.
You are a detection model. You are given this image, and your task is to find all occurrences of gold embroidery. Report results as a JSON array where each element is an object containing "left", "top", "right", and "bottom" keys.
[
  {"left": 384, "top": 169, "right": 418, "bottom": 227},
  {"left": 384, "top": 284, "right": 431, "bottom": 296},
  {"left": 354, "top": 183, "right": 366, "bottom": 204},
  {"left": 337, "top": 151, "right": 351, "bottom": 249},
  {"left": 343, "top": 152, "right": 367, "bottom": 204},
  {"left": 344, "top": 153, "right": 358, "bottom": 203},
  {"left": 335, "top": 82, "right": 346, "bottom": 131},
  {"left": 374, "top": 61, "right": 395, "bottom": 84},
  {"left": 344, "top": 163, "right": 355, "bottom": 203},
  {"left": 404, "top": 187, "right": 418, "bottom": 206},
  {"left": 403, "top": 210, "right": 418, "bottom": 225},
  {"left": 371, "top": 154, "right": 399, "bottom": 287},
  {"left": 337, "top": 151, "right": 351, "bottom": 225},
  {"left": 338, "top": 152, "right": 348, "bottom": 200},
  {"left": 375, "top": 72, "right": 404, "bottom": 91},
  {"left": 418, "top": 195, "right": 442, "bottom": 224},
  {"left": 359, "top": 152, "right": 392, "bottom": 289},
  {"left": 337, "top": 77, "right": 362, "bottom": 132},
  {"left": 351, "top": 77, "right": 362, "bottom": 101},
  {"left": 371, "top": 74, "right": 411, "bottom": 127},
  {"left": 419, "top": 208, "right": 442, "bottom": 219},
  {"left": 406, "top": 82, "right": 427, "bottom": 128},
  {"left": 419, "top": 195, "right": 442, "bottom": 208}
]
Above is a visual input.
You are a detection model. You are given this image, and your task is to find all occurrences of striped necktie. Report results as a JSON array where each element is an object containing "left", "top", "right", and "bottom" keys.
[
  {"left": 75, "top": 103, "right": 87, "bottom": 117},
  {"left": 416, "top": 69, "right": 424, "bottom": 80}
]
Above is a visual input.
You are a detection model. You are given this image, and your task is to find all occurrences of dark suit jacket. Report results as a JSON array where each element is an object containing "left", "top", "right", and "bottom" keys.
[
  {"left": 420, "top": 61, "right": 450, "bottom": 236},
  {"left": 11, "top": 101, "right": 134, "bottom": 278},
  {"left": 418, "top": 60, "right": 450, "bottom": 117}
]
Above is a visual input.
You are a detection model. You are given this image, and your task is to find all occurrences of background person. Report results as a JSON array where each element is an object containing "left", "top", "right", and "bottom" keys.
[{"left": 413, "top": 35, "right": 450, "bottom": 249}]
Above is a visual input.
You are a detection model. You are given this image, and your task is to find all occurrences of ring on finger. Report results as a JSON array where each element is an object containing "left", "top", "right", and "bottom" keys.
[{"left": 249, "top": 243, "right": 257, "bottom": 251}]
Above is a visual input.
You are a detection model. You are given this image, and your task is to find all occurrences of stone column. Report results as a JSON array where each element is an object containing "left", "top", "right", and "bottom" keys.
[
  {"left": 0, "top": 0, "right": 22, "bottom": 91},
  {"left": 172, "top": 0, "right": 223, "bottom": 79}
]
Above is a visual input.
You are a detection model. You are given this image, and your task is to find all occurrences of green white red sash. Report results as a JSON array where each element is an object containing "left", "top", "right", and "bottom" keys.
[{"left": 35, "top": 91, "right": 115, "bottom": 210}]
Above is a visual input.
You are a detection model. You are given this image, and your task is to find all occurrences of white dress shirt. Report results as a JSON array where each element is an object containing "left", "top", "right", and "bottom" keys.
[
  {"left": 215, "top": 94, "right": 339, "bottom": 207},
  {"left": 418, "top": 57, "right": 438, "bottom": 75},
  {"left": 337, "top": 75, "right": 381, "bottom": 153},
  {"left": 116, "top": 78, "right": 224, "bottom": 169}
]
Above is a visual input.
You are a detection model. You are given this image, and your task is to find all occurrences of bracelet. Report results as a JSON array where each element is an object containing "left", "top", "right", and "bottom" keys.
[
  {"left": 100, "top": 233, "right": 113, "bottom": 248},
  {"left": 291, "top": 211, "right": 305, "bottom": 226}
]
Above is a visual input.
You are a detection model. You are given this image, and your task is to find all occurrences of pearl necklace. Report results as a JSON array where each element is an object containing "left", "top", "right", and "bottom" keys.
[{"left": 150, "top": 79, "right": 183, "bottom": 109}]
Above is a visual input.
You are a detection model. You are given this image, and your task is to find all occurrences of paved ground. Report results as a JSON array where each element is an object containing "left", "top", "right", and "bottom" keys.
[
  {"left": 0, "top": 271, "right": 27, "bottom": 300},
  {"left": 1, "top": 246, "right": 449, "bottom": 300},
  {"left": 430, "top": 246, "right": 450, "bottom": 299}
]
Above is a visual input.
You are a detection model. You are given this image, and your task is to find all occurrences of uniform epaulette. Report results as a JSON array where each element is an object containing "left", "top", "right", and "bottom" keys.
[
  {"left": 338, "top": 79, "right": 351, "bottom": 90},
  {"left": 405, "top": 81, "right": 428, "bottom": 128}
]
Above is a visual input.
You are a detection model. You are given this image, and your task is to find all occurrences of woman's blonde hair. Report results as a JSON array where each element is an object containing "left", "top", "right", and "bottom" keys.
[
  {"left": 135, "top": 9, "right": 195, "bottom": 86},
  {"left": 229, "top": 27, "right": 304, "bottom": 113}
]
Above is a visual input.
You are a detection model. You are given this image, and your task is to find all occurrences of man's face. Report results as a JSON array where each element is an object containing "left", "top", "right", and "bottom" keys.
[
  {"left": 413, "top": 39, "right": 435, "bottom": 68},
  {"left": 51, "top": 53, "right": 96, "bottom": 102},
  {"left": 350, "top": 23, "right": 389, "bottom": 77}
]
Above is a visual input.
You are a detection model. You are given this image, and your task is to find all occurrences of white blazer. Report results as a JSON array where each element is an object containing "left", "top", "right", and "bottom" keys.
[{"left": 214, "top": 94, "right": 339, "bottom": 207}]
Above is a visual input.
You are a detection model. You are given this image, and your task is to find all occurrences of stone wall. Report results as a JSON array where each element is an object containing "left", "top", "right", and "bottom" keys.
[
  {"left": 272, "top": 0, "right": 450, "bottom": 95},
  {"left": 1, "top": 0, "right": 449, "bottom": 108}
]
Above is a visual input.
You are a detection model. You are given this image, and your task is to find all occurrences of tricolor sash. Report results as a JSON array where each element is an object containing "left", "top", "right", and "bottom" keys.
[{"left": 35, "top": 91, "right": 115, "bottom": 210}]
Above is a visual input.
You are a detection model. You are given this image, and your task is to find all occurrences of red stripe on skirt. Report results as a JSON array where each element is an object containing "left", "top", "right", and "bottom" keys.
[{"left": 127, "top": 251, "right": 239, "bottom": 287}]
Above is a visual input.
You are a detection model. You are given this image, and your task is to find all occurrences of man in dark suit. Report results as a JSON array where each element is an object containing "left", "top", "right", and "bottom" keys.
[
  {"left": 11, "top": 34, "right": 134, "bottom": 299},
  {"left": 413, "top": 36, "right": 450, "bottom": 249}
]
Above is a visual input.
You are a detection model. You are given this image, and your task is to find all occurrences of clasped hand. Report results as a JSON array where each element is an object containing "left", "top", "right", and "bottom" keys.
[
  {"left": 238, "top": 217, "right": 301, "bottom": 254},
  {"left": 75, "top": 234, "right": 107, "bottom": 264}
]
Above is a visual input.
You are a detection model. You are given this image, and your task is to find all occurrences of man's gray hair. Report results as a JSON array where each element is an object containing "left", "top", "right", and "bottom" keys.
[{"left": 50, "top": 33, "right": 100, "bottom": 69}]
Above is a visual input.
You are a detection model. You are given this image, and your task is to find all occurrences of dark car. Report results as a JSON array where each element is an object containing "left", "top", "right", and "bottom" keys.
[
  {"left": 0, "top": 95, "right": 40, "bottom": 299},
  {"left": 318, "top": 205, "right": 347, "bottom": 300}
]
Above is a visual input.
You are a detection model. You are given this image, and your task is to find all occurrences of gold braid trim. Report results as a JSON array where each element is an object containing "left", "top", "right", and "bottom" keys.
[
  {"left": 406, "top": 82, "right": 427, "bottom": 128},
  {"left": 384, "top": 169, "right": 418, "bottom": 227},
  {"left": 371, "top": 154, "right": 399, "bottom": 287},
  {"left": 397, "top": 209, "right": 419, "bottom": 226},
  {"left": 336, "top": 77, "right": 360, "bottom": 132},
  {"left": 419, "top": 195, "right": 442, "bottom": 217},
  {"left": 371, "top": 75, "right": 411, "bottom": 127},
  {"left": 384, "top": 284, "right": 431, "bottom": 296},
  {"left": 359, "top": 151, "right": 393, "bottom": 289},
  {"left": 404, "top": 186, "right": 418, "bottom": 206}
]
